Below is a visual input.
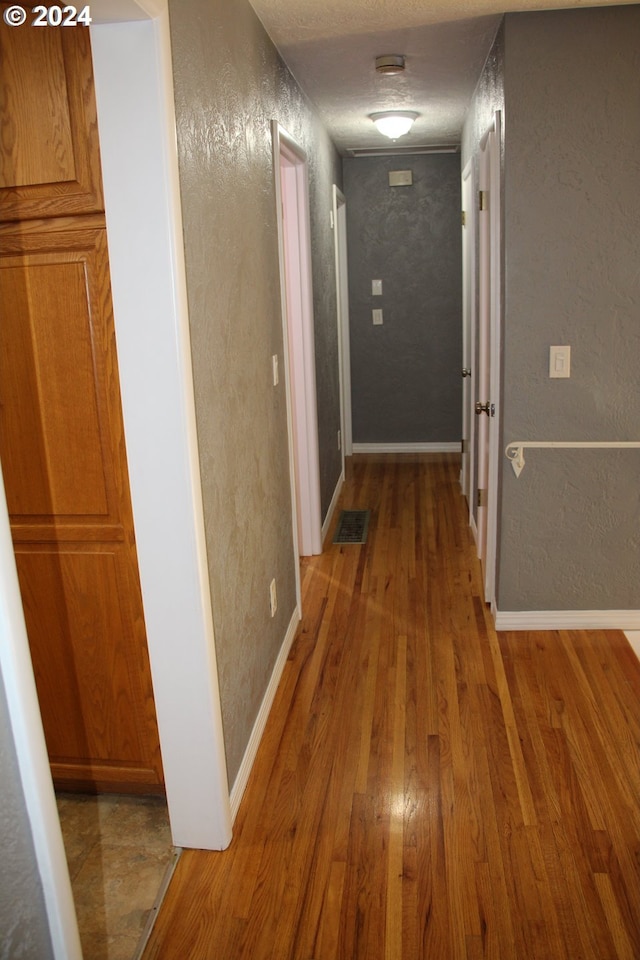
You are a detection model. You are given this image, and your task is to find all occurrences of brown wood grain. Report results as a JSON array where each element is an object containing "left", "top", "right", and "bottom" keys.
[
  {"left": 0, "top": 13, "right": 103, "bottom": 220},
  {"left": 0, "top": 220, "right": 163, "bottom": 791},
  {"left": 143, "top": 453, "right": 640, "bottom": 959}
]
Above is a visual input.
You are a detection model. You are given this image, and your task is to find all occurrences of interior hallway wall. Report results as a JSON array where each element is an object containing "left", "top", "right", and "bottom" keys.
[
  {"left": 343, "top": 154, "right": 462, "bottom": 444},
  {"left": 167, "top": 0, "right": 342, "bottom": 786},
  {"left": 464, "top": 6, "right": 640, "bottom": 613}
]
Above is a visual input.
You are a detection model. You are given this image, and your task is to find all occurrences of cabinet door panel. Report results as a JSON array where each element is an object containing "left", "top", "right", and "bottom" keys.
[
  {"left": 0, "top": 254, "right": 109, "bottom": 518},
  {"left": 15, "top": 546, "right": 161, "bottom": 784},
  {"left": 0, "top": 221, "right": 163, "bottom": 792},
  {"left": 0, "top": 18, "right": 103, "bottom": 220}
]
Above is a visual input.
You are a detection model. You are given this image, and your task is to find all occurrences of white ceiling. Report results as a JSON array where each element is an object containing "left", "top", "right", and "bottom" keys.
[{"left": 248, "top": 0, "right": 628, "bottom": 155}]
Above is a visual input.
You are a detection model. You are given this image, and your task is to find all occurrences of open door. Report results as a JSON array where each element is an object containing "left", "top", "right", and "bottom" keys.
[
  {"left": 474, "top": 112, "right": 502, "bottom": 604},
  {"left": 461, "top": 160, "right": 475, "bottom": 511}
]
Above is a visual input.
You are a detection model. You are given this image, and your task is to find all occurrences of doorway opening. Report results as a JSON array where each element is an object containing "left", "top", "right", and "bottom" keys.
[
  {"left": 273, "top": 122, "right": 323, "bottom": 574},
  {"left": 0, "top": 5, "right": 232, "bottom": 957}
]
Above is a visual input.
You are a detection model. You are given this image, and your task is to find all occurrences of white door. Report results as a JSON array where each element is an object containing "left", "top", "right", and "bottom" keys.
[
  {"left": 475, "top": 112, "right": 502, "bottom": 604},
  {"left": 476, "top": 140, "right": 491, "bottom": 568},
  {"left": 461, "top": 160, "right": 475, "bottom": 509}
]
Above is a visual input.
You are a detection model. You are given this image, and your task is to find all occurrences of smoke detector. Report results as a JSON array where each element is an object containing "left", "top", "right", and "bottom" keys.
[{"left": 375, "top": 55, "right": 405, "bottom": 75}]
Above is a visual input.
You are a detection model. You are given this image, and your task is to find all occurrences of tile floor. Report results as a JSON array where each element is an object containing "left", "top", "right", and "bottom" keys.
[{"left": 56, "top": 793, "right": 178, "bottom": 960}]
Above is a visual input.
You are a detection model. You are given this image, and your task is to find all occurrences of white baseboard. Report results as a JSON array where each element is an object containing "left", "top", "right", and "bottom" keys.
[
  {"left": 625, "top": 631, "right": 640, "bottom": 660},
  {"left": 469, "top": 513, "right": 478, "bottom": 548},
  {"left": 322, "top": 469, "right": 344, "bottom": 544},
  {"left": 352, "top": 442, "right": 461, "bottom": 454},
  {"left": 494, "top": 609, "right": 640, "bottom": 632},
  {"left": 229, "top": 607, "right": 300, "bottom": 822}
]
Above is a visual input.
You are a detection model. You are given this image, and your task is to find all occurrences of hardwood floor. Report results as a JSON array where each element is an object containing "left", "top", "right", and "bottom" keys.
[{"left": 143, "top": 453, "right": 640, "bottom": 959}]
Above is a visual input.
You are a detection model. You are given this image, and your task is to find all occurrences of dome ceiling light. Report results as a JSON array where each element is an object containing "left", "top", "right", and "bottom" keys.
[{"left": 370, "top": 111, "right": 419, "bottom": 140}]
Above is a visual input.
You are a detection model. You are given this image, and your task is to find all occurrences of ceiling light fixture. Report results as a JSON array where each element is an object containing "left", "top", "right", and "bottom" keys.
[
  {"left": 375, "top": 55, "right": 405, "bottom": 75},
  {"left": 370, "top": 111, "right": 418, "bottom": 140}
]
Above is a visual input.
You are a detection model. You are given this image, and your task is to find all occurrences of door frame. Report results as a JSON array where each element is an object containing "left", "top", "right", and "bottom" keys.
[
  {"left": 91, "top": 2, "right": 232, "bottom": 850},
  {"left": 333, "top": 185, "right": 352, "bottom": 460},
  {"left": 272, "top": 121, "right": 323, "bottom": 562}
]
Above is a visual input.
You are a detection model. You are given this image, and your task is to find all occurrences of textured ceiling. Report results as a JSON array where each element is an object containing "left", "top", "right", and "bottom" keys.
[{"left": 248, "top": 0, "right": 630, "bottom": 154}]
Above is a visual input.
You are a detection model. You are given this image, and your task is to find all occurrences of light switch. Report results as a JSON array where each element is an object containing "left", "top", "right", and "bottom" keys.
[
  {"left": 272, "top": 354, "right": 279, "bottom": 386},
  {"left": 372, "top": 279, "right": 383, "bottom": 296},
  {"left": 372, "top": 309, "right": 383, "bottom": 325},
  {"left": 549, "top": 345, "right": 571, "bottom": 378}
]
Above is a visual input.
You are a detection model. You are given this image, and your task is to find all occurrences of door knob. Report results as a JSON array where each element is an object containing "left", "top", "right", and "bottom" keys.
[
  {"left": 462, "top": 368, "right": 471, "bottom": 378},
  {"left": 475, "top": 401, "right": 491, "bottom": 416}
]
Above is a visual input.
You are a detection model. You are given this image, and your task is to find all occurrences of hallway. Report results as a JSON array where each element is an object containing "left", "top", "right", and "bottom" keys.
[{"left": 142, "top": 453, "right": 640, "bottom": 959}]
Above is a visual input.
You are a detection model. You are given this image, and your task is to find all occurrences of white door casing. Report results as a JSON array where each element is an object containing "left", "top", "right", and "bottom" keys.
[
  {"left": 333, "top": 185, "right": 352, "bottom": 462},
  {"left": 273, "top": 122, "right": 323, "bottom": 562}
]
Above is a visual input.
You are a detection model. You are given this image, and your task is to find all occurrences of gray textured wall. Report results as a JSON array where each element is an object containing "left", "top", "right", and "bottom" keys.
[
  {"left": 168, "top": 0, "right": 342, "bottom": 785},
  {"left": 0, "top": 671, "right": 54, "bottom": 959},
  {"left": 343, "top": 154, "right": 462, "bottom": 444},
  {"left": 461, "top": 21, "right": 504, "bottom": 172},
  {"left": 464, "top": 6, "right": 640, "bottom": 612},
  {"left": 498, "top": 6, "right": 640, "bottom": 610}
]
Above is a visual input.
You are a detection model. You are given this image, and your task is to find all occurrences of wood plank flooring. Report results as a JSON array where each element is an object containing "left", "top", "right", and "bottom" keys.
[{"left": 143, "top": 453, "right": 640, "bottom": 959}]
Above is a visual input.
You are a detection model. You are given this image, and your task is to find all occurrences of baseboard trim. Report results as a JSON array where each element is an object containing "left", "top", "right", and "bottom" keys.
[
  {"left": 322, "top": 469, "right": 344, "bottom": 545},
  {"left": 352, "top": 442, "right": 462, "bottom": 454},
  {"left": 494, "top": 609, "right": 640, "bottom": 631},
  {"left": 229, "top": 607, "right": 300, "bottom": 822}
]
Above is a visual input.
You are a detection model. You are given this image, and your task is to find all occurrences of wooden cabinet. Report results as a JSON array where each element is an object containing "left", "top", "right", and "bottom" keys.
[
  {"left": 0, "top": 219, "right": 164, "bottom": 791},
  {"left": 0, "top": 21, "right": 163, "bottom": 792},
  {"left": 0, "top": 18, "right": 103, "bottom": 221}
]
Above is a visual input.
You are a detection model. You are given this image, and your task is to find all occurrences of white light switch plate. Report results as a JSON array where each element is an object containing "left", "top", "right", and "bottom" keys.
[
  {"left": 549, "top": 345, "right": 570, "bottom": 378},
  {"left": 372, "top": 309, "right": 383, "bottom": 325},
  {"left": 372, "top": 279, "right": 383, "bottom": 296}
]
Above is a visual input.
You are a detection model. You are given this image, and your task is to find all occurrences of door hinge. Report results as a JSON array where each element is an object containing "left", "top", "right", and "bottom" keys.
[
  {"left": 461, "top": 210, "right": 466, "bottom": 227},
  {"left": 477, "top": 488, "right": 487, "bottom": 508},
  {"left": 461, "top": 438, "right": 468, "bottom": 454},
  {"left": 479, "top": 190, "right": 488, "bottom": 211}
]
